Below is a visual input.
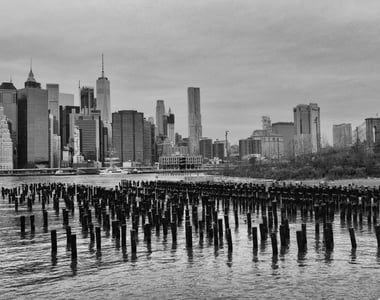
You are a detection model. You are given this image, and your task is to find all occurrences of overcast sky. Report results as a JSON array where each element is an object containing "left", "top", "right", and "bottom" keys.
[{"left": 1, "top": 0, "right": 380, "bottom": 144}]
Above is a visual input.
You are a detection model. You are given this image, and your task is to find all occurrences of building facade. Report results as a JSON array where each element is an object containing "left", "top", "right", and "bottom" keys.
[
  {"left": 156, "top": 100, "right": 165, "bottom": 137},
  {"left": 333, "top": 123, "right": 352, "bottom": 149},
  {"left": 158, "top": 155, "right": 202, "bottom": 169},
  {"left": 167, "top": 108, "right": 175, "bottom": 145},
  {"left": 293, "top": 103, "right": 321, "bottom": 156},
  {"left": 188, "top": 87, "right": 202, "bottom": 155},
  {"left": 80, "top": 86, "right": 96, "bottom": 113},
  {"left": 272, "top": 122, "right": 294, "bottom": 159},
  {"left": 199, "top": 138, "right": 213, "bottom": 159},
  {"left": 17, "top": 69, "right": 49, "bottom": 168},
  {"left": 365, "top": 118, "right": 380, "bottom": 154},
  {"left": 112, "top": 110, "right": 144, "bottom": 164},
  {"left": 0, "top": 107, "right": 13, "bottom": 169},
  {"left": 239, "top": 138, "right": 261, "bottom": 159},
  {"left": 0, "top": 81, "right": 18, "bottom": 167}
]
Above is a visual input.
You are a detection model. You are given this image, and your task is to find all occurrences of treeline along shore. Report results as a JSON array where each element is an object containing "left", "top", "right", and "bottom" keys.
[{"left": 225, "top": 147, "right": 380, "bottom": 180}]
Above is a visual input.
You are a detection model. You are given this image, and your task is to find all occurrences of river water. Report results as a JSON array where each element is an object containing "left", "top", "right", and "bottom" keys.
[{"left": 1, "top": 174, "right": 380, "bottom": 299}]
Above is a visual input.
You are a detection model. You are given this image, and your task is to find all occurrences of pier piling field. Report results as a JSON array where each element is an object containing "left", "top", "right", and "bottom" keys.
[{"left": 3, "top": 180, "right": 380, "bottom": 265}]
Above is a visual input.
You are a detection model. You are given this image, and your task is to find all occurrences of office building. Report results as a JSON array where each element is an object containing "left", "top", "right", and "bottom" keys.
[
  {"left": 112, "top": 110, "right": 144, "bottom": 164},
  {"left": 80, "top": 86, "right": 96, "bottom": 113},
  {"left": 74, "top": 113, "right": 102, "bottom": 162},
  {"left": 293, "top": 103, "right": 321, "bottom": 156},
  {"left": 272, "top": 122, "right": 295, "bottom": 159},
  {"left": 333, "top": 123, "right": 352, "bottom": 149},
  {"left": 143, "top": 119, "right": 153, "bottom": 165},
  {"left": 0, "top": 81, "right": 17, "bottom": 167},
  {"left": 156, "top": 100, "right": 165, "bottom": 136},
  {"left": 17, "top": 68, "right": 49, "bottom": 168},
  {"left": 0, "top": 106, "right": 13, "bottom": 169},
  {"left": 188, "top": 87, "right": 202, "bottom": 155},
  {"left": 167, "top": 108, "right": 175, "bottom": 145},
  {"left": 199, "top": 138, "right": 213, "bottom": 159}
]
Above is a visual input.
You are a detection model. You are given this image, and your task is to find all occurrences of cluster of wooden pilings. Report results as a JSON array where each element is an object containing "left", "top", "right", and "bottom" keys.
[{"left": 3, "top": 180, "right": 380, "bottom": 263}]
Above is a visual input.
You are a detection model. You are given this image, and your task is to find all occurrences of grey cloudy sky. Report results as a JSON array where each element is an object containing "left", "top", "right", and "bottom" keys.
[{"left": 1, "top": 0, "right": 380, "bottom": 144}]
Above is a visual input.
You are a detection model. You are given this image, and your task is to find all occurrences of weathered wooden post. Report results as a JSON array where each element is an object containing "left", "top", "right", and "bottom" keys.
[
  {"left": 20, "top": 215, "right": 25, "bottom": 234},
  {"left": 121, "top": 224, "right": 127, "bottom": 249},
  {"left": 131, "top": 229, "right": 137, "bottom": 254},
  {"left": 71, "top": 234, "right": 77, "bottom": 260},
  {"left": 30, "top": 215, "right": 35, "bottom": 233},
  {"left": 349, "top": 227, "right": 357, "bottom": 249},
  {"left": 226, "top": 228, "right": 233, "bottom": 252},
  {"left": 51, "top": 230, "right": 57, "bottom": 253},
  {"left": 43, "top": 210, "right": 48, "bottom": 228},
  {"left": 252, "top": 226, "right": 258, "bottom": 250},
  {"left": 96, "top": 226, "right": 101, "bottom": 252},
  {"left": 271, "top": 232, "right": 278, "bottom": 256},
  {"left": 375, "top": 225, "right": 380, "bottom": 248}
]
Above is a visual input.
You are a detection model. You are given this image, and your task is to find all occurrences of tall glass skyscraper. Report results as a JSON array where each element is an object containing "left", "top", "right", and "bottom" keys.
[
  {"left": 17, "top": 68, "right": 49, "bottom": 168},
  {"left": 156, "top": 100, "right": 165, "bottom": 136},
  {"left": 96, "top": 54, "right": 111, "bottom": 124},
  {"left": 188, "top": 87, "right": 202, "bottom": 155}
]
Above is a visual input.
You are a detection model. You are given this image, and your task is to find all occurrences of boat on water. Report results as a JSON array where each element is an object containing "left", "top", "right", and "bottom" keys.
[
  {"left": 100, "top": 165, "right": 128, "bottom": 175},
  {"left": 55, "top": 168, "right": 77, "bottom": 176},
  {"left": 76, "top": 167, "right": 100, "bottom": 175}
]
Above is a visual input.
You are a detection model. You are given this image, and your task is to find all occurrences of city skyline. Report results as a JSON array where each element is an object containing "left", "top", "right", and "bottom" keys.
[{"left": 2, "top": 1, "right": 380, "bottom": 143}]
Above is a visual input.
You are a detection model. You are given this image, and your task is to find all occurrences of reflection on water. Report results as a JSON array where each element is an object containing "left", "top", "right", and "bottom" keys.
[{"left": 1, "top": 175, "right": 380, "bottom": 299}]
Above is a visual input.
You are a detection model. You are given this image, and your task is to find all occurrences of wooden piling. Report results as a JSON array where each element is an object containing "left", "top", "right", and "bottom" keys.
[
  {"left": 252, "top": 226, "right": 258, "bottom": 250},
  {"left": 20, "top": 216, "right": 25, "bottom": 234},
  {"left": 43, "top": 210, "right": 48, "bottom": 228},
  {"left": 51, "top": 230, "right": 57, "bottom": 253},
  {"left": 71, "top": 234, "right": 77, "bottom": 260},
  {"left": 271, "top": 232, "right": 278, "bottom": 256},
  {"left": 121, "top": 224, "right": 126, "bottom": 249},
  {"left": 375, "top": 225, "right": 380, "bottom": 248},
  {"left": 131, "top": 229, "right": 137, "bottom": 254},
  {"left": 349, "top": 227, "right": 357, "bottom": 249},
  {"left": 30, "top": 215, "right": 35, "bottom": 233},
  {"left": 226, "top": 228, "right": 233, "bottom": 252},
  {"left": 96, "top": 226, "right": 101, "bottom": 252},
  {"left": 66, "top": 226, "right": 71, "bottom": 248}
]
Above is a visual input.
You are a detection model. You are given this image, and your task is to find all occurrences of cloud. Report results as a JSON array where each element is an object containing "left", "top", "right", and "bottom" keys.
[{"left": 1, "top": 0, "right": 380, "bottom": 143}]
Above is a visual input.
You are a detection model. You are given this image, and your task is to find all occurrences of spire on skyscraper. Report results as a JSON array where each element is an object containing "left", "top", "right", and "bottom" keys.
[
  {"left": 101, "top": 54, "right": 104, "bottom": 78},
  {"left": 27, "top": 58, "right": 36, "bottom": 83}
]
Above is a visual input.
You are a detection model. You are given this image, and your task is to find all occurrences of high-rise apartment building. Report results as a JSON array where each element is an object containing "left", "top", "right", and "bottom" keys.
[
  {"left": 167, "top": 108, "right": 175, "bottom": 145},
  {"left": 0, "top": 106, "right": 13, "bottom": 169},
  {"left": 80, "top": 86, "right": 96, "bottom": 113},
  {"left": 17, "top": 68, "right": 49, "bottom": 168},
  {"left": 156, "top": 100, "right": 165, "bottom": 136},
  {"left": 333, "top": 123, "right": 352, "bottom": 149},
  {"left": 188, "top": 87, "right": 202, "bottom": 155},
  {"left": 293, "top": 103, "right": 321, "bottom": 156},
  {"left": 112, "top": 110, "right": 144, "bottom": 163},
  {"left": 0, "top": 81, "right": 17, "bottom": 167}
]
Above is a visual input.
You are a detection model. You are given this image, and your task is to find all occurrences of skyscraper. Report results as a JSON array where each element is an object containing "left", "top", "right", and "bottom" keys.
[
  {"left": 156, "top": 100, "right": 165, "bottom": 136},
  {"left": 112, "top": 110, "right": 144, "bottom": 163},
  {"left": 293, "top": 103, "right": 321, "bottom": 156},
  {"left": 17, "top": 68, "right": 49, "bottom": 168},
  {"left": 80, "top": 86, "right": 96, "bottom": 113},
  {"left": 96, "top": 55, "right": 111, "bottom": 124},
  {"left": 167, "top": 108, "right": 175, "bottom": 145},
  {"left": 0, "top": 106, "right": 13, "bottom": 169},
  {"left": 143, "top": 119, "right": 153, "bottom": 165},
  {"left": 188, "top": 87, "right": 202, "bottom": 155},
  {"left": 333, "top": 123, "right": 352, "bottom": 149},
  {"left": 0, "top": 81, "right": 17, "bottom": 167}
]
